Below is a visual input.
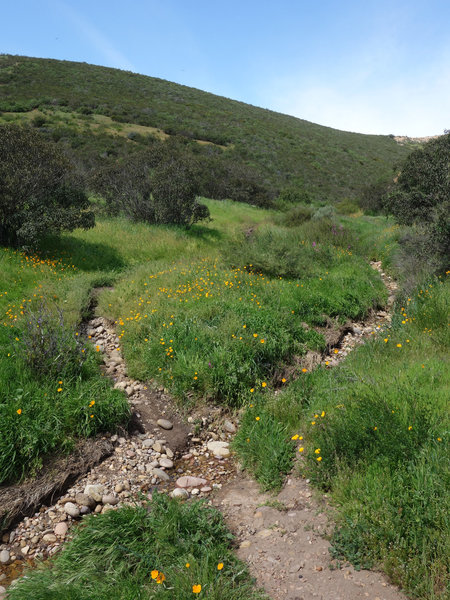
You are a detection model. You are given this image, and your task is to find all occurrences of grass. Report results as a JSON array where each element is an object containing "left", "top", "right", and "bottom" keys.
[{"left": 7, "top": 492, "right": 267, "bottom": 600}]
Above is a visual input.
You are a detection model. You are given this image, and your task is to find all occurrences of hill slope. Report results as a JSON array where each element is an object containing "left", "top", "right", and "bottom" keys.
[{"left": 0, "top": 55, "right": 411, "bottom": 203}]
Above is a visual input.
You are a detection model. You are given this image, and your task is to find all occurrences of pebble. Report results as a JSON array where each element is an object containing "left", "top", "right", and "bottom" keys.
[
  {"left": 43, "top": 534, "right": 57, "bottom": 543},
  {"left": 159, "top": 457, "right": 174, "bottom": 469},
  {"left": 157, "top": 418, "right": 173, "bottom": 430},
  {"left": 54, "top": 522, "right": 68, "bottom": 537},
  {"left": 0, "top": 550, "right": 10, "bottom": 564},
  {"left": 176, "top": 476, "right": 208, "bottom": 488},
  {"left": 64, "top": 503, "right": 80, "bottom": 518},
  {"left": 152, "top": 468, "right": 171, "bottom": 482},
  {"left": 224, "top": 420, "right": 236, "bottom": 433},
  {"left": 142, "top": 438, "right": 154, "bottom": 449},
  {"left": 84, "top": 484, "right": 105, "bottom": 502},
  {"left": 207, "top": 441, "right": 231, "bottom": 458},
  {"left": 102, "top": 494, "right": 119, "bottom": 506},
  {"left": 171, "top": 488, "right": 189, "bottom": 499}
]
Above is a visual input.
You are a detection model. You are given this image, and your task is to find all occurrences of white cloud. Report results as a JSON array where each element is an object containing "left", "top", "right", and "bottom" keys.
[{"left": 54, "top": 1, "right": 135, "bottom": 71}]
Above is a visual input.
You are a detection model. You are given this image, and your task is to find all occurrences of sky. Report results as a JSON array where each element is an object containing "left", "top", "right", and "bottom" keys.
[{"left": 1, "top": 0, "right": 449, "bottom": 136}]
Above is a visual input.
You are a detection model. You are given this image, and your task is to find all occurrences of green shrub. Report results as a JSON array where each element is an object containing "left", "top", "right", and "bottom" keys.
[{"left": 0, "top": 124, "right": 94, "bottom": 247}]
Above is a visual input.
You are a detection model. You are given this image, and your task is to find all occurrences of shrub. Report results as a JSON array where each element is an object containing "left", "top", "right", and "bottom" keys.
[
  {"left": 277, "top": 204, "right": 313, "bottom": 226},
  {"left": 0, "top": 124, "right": 94, "bottom": 247},
  {"left": 312, "top": 205, "right": 336, "bottom": 220},
  {"left": 12, "top": 300, "right": 87, "bottom": 378}
]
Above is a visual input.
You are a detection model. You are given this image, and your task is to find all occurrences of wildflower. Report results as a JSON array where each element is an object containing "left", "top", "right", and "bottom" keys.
[
  {"left": 255, "top": 416, "right": 260, "bottom": 421},
  {"left": 156, "top": 572, "right": 165, "bottom": 584},
  {"left": 217, "top": 563, "right": 224, "bottom": 570},
  {"left": 373, "top": 426, "right": 377, "bottom": 431},
  {"left": 384, "top": 338, "right": 388, "bottom": 343},
  {"left": 321, "top": 411, "right": 325, "bottom": 417},
  {"left": 151, "top": 570, "right": 159, "bottom": 580},
  {"left": 437, "top": 438, "right": 442, "bottom": 442},
  {"left": 186, "top": 563, "right": 190, "bottom": 568},
  {"left": 90, "top": 414, "right": 94, "bottom": 418},
  {"left": 298, "top": 447, "right": 304, "bottom": 452},
  {"left": 253, "top": 333, "right": 258, "bottom": 338},
  {"left": 291, "top": 434, "right": 299, "bottom": 440},
  {"left": 250, "top": 388, "right": 254, "bottom": 393},
  {"left": 314, "top": 448, "right": 321, "bottom": 454},
  {"left": 260, "top": 339, "right": 265, "bottom": 344},
  {"left": 17, "top": 409, "right": 22, "bottom": 415},
  {"left": 193, "top": 584, "right": 202, "bottom": 593},
  {"left": 281, "top": 378, "right": 286, "bottom": 383},
  {"left": 334, "top": 349, "right": 339, "bottom": 354},
  {"left": 311, "top": 421, "right": 316, "bottom": 425},
  {"left": 397, "top": 343, "right": 402, "bottom": 348},
  {"left": 261, "top": 382, "right": 267, "bottom": 387},
  {"left": 316, "top": 456, "right": 322, "bottom": 462},
  {"left": 302, "top": 368, "right": 307, "bottom": 373},
  {"left": 57, "top": 388, "right": 63, "bottom": 392},
  {"left": 408, "top": 426, "right": 413, "bottom": 431}
]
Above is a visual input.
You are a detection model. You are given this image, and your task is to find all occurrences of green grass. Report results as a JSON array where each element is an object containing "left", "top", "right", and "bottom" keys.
[{"left": 7, "top": 492, "right": 267, "bottom": 600}]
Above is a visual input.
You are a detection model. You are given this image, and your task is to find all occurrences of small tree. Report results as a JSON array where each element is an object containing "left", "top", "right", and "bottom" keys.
[{"left": 0, "top": 124, "right": 94, "bottom": 247}]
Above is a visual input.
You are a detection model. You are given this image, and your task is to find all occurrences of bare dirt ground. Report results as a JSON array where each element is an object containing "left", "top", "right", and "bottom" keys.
[{"left": 214, "top": 475, "right": 406, "bottom": 600}]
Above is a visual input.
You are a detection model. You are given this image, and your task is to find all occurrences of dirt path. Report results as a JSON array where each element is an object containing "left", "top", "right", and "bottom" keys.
[{"left": 214, "top": 474, "right": 405, "bottom": 600}]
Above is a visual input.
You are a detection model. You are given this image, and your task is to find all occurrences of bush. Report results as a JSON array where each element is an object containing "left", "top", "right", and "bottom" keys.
[{"left": 0, "top": 124, "right": 94, "bottom": 247}]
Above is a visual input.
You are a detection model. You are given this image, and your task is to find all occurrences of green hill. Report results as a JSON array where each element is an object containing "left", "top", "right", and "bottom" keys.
[{"left": 0, "top": 54, "right": 411, "bottom": 204}]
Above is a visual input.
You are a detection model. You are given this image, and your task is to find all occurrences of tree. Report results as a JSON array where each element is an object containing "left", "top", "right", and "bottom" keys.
[
  {"left": 384, "top": 132, "right": 449, "bottom": 276},
  {"left": 0, "top": 124, "right": 94, "bottom": 247}
]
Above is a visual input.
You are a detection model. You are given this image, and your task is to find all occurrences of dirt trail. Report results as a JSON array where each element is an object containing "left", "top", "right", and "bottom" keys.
[{"left": 214, "top": 476, "right": 405, "bottom": 600}]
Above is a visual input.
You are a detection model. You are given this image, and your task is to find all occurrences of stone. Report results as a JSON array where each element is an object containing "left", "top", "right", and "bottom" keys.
[
  {"left": 159, "top": 457, "right": 174, "bottom": 469},
  {"left": 157, "top": 418, "right": 173, "bottom": 430},
  {"left": 142, "top": 438, "right": 154, "bottom": 449},
  {"left": 84, "top": 484, "right": 105, "bottom": 502},
  {"left": 200, "top": 486, "right": 212, "bottom": 493},
  {"left": 171, "top": 488, "right": 189, "bottom": 499},
  {"left": 207, "top": 440, "right": 230, "bottom": 458},
  {"left": 75, "top": 493, "right": 96, "bottom": 508},
  {"left": 224, "top": 420, "right": 237, "bottom": 433},
  {"left": 102, "top": 494, "right": 119, "bottom": 506},
  {"left": 80, "top": 506, "right": 91, "bottom": 515},
  {"left": 240, "top": 540, "right": 251, "bottom": 548},
  {"left": 54, "top": 522, "right": 68, "bottom": 537},
  {"left": 43, "top": 534, "right": 57, "bottom": 543},
  {"left": 64, "top": 502, "right": 80, "bottom": 518},
  {"left": 191, "top": 488, "right": 200, "bottom": 496},
  {"left": 115, "top": 482, "right": 125, "bottom": 493},
  {"left": 0, "top": 550, "right": 10, "bottom": 564},
  {"left": 176, "top": 476, "right": 207, "bottom": 488},
  {"left": 152, "top": 468, "right": 170, "bottom": 482},
  {"left": 165, "top": 447, "right": 174, "bottom": 458},
  {"left": 114, "top": 381, "right": 127, "bottom": 391},
  {"left": 257, "top": 529, "right": 272, "bottom": 538},
  {"left": 21, "top": 545, "right": 30, "bottom": 555},
  {"left": 152, "top": 442, "right": 163, "bottom": 453}
]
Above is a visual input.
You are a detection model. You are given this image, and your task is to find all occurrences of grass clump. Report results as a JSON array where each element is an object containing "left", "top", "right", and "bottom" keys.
[
  {"left": 8, "top": 493, "right": 267, "bottom": 600},
  {"left": 233, "top": 398, "right": 295, "bottom": 490}
]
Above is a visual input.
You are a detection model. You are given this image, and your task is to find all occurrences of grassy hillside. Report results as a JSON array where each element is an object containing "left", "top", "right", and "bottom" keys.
[{"left": 0, "top": 54, "right": 411, "bottom": 203}]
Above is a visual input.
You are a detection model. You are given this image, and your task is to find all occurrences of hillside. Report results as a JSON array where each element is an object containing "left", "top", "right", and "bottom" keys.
[{"left": 0, "top": 54, "right": 411, "bottom": 203}]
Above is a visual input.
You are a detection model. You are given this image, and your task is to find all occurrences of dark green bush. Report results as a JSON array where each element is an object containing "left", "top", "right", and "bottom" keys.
[{"left": 0, "top": 124, "right": 94, "bottom": 247}]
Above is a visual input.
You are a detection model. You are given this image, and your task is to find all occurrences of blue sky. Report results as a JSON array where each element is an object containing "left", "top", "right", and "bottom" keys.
[{"left": 2, "top": 0, "right": 449, "bottom": 136}]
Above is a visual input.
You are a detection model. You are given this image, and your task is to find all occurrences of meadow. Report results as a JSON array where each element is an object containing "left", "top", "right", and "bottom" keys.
[{"left": 1, "top": 198, "right": 448, "bottom": 598}]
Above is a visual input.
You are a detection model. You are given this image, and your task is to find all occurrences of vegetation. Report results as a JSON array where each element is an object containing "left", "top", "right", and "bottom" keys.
[
  {"left": 0, "top": 55, "right": 412, "bottom": 205},
  {"left": 0, "top": 124, "right": 94, "bottom": 247},
  {"left": 8, "top": 492, "right": 267, "bottom": 600}
]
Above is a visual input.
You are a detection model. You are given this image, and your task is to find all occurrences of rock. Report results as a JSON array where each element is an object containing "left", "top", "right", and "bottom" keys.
[
  {"left": 142, "top": 438, "right": 154, "bottom": 449},
  {"left": 54, "top": 522, "right": 68, "bottom": 537},
  {"left": 64, "top": 503, "right": 80, "bottom": 518},
  {"left": 176, "top": 476, "right": 207, "bottom": 488},
  {"left": 165, "top": 447, "right": 174, "bottom": 459},
  {"left": 21, "top": 545, "right": 30, "bottom": 555},
  {"left": 115, "top": 482, "right": 125, "bottom": 493},
  {"left": 257, "top": 529, "right": 272, "bottom": 538},
  {"left": 43, "top": 533, "right": 57, "bottom": 543},
  {"left": 201, "top": 486, "right": 212, "bottom": 493},
  {"left": 240, "top": 540, "right": 251, "bottom": 548},
  {"left": 102, "top": 494, "right": 119, "bottom": 506},
  {"left": 152, "top": 442, "right": 163, "bottom": 453},
  {"left": 191, "top": 488, "right": 200, "bottom": 496},
  {"left": 152, "top": 468, "right": 170, "bottom": 482},
  {"left": 84, "top": 484, "right": 105, "bottom": 502},
  {"left": 157, "top": 418, "right": 173, "bottom": 430},
  {"left": 80, "top": 506, "right": 91, "bottom": 515},
  {"left": 171, "top": 488, "right": 189, "bottom": 499},
  {"left": 0, "top": 550, "right": 10, "bottom": 564},
  {"left": 207, "top": 440, "right": 230, "bottom": 457},
  {"left": 0, "top": 585, "right": 6, "bottom": 598},
  {"left": 159, "top": 457, "right": 174, "bottom": 469},
  {"left": 224, "top": 420, "right": 236, "bottom": 433},
  {"left": 75, "top": 493, "right": 96, "bottom": 508},
  {"left": 114, "top": 381, "right": 127, "bottom": 391}
]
